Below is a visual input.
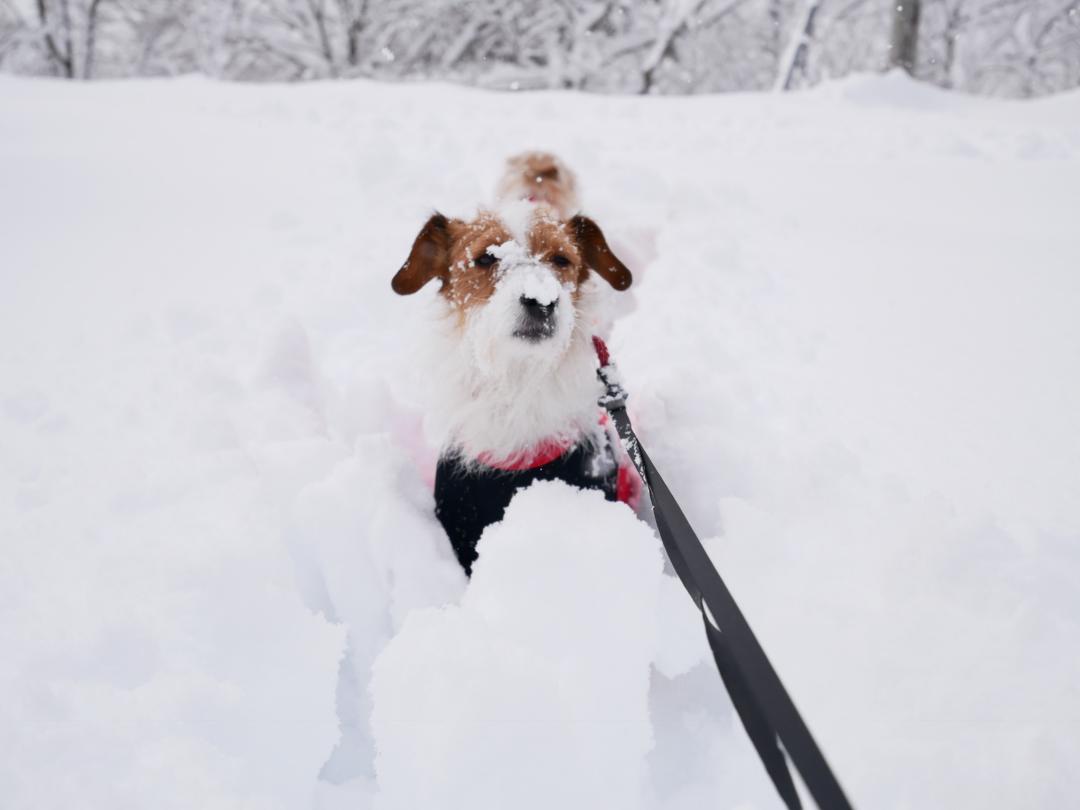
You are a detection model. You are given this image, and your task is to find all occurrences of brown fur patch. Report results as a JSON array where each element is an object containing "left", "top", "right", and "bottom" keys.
[
  {"left": 571, "top": 215, "right": 633, "bottom": 291},
  {"left": 391, "top": 213, "right": 453, "bottom": 295},
  {"left": 495, "top": 151, "right": 580, "bottom": 219},
  {"left": 391, "top": 209, "right": 631, "bottom": 322},
  {"left": 441, "top": 213, "right": 512, "bottom": 324},
  {"left": 527, "top": 215, "right": 586, "bottom": 292}
]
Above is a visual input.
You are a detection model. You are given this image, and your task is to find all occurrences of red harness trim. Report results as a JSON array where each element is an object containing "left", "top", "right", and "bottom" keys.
[
  {"left": 617, "top": 463, "right": 641, "bottom": 508},
  {"left": 592, "top": 334, "right": 611, "bottom": 366},
  {"left": 477, "top": 439, "right": 570, "bottom": 471}
]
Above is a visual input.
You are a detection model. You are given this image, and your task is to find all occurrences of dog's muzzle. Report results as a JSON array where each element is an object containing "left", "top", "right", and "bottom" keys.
[{"left": 514, "top": 295, "right": 558, "bottom": 341}]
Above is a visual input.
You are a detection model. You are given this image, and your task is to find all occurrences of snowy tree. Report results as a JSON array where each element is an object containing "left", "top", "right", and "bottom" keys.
[
  {"left": 918, "top": 0, "right": 1080, "bottom": 95},
  {"left": 117, "top": 0, "right": 198, "bottom": 77},
  {"left": 891, "top": 0, "right": 921, "bottom": 73},
  {"left": 23, "top": 0, "right": 120, "bottom": 78},
  {"left": 202, "top": 0, "right": 343, "bottom": 79},
  {"left": 0, "top": 1, "right": 26, "bottom": 69},
  {"left": 774, "top": 0, "right": 894, "bottom": 91},
  {"left": 1002, "top": 1, "right": 1080, "bottom": 96},
  {"left": 969, "top": 0, "right": 1080, "bottom": 95},
  {"left": 359, "top": 0, "right": 617, "bottom": 89},
  {"left": 593, "top": 0, "right": 796, "bottom": 94},
  {"left": 34, "top": 0, "right": 77, "bottom": 77},
  {"left": 635, "top": 0, "right": 760, "bottom": 93},
  {"left": 0, "top": 0, "right": 192, "bottom": 77},
  {"left": 776, "top": 0, "right": 819, "bottom": 89},
  {"left": 1, "top": 0, "right": 1077, "bottom": 96}
]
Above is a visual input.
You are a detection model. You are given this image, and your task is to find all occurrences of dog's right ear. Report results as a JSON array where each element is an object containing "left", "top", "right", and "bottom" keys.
[
  {"left": 570, "top": 215, "right": 632, "bottom": 291},
  {"left": 392, "top": 213, "right": 453, "bottom": 295}
]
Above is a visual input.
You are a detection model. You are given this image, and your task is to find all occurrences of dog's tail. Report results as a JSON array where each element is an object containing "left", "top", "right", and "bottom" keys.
[{"left": 494, "top": 151, "right": 580, "bottom": 219}]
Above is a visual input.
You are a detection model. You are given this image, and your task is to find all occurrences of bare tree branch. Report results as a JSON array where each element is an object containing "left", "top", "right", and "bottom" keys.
[{"left": 776, "top": 0, "right": 819, "bottom": 91}]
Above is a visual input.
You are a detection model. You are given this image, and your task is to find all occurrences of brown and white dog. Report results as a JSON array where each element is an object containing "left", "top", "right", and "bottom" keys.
[
  {"left": 494, "top": 151, "right": 580, "bottom": 218},
  {"left": 392, "top": 153, "right": 637, "bottom": 573}
]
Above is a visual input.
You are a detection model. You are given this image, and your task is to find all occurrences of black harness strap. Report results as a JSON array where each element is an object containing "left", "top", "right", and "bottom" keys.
[{"left": 595, "top": 339, "right": 853, "bottom": 810}]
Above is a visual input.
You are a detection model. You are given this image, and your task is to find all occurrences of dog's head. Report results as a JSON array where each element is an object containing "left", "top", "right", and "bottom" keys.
[
  {"left": 392, "top": 203, "right": 631, "bottom": 365},
  {"left": 495, "top": 152, "right": 580, "bottom": 219}
]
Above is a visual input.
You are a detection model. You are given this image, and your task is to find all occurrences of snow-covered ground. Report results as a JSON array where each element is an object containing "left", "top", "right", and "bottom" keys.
[{"left": 2, "top": 73, "right": 1078, "bottom": 810}]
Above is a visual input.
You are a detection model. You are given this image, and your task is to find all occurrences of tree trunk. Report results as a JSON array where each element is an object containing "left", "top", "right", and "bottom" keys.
[
  {"left": 37, "top": 0, "right": 73, "bottom": 77},
  {"left": 84, "top": 0, "right": 104, "bottom": 79},
  {"left": 347, "top": 19, "right": 362, "bottom": 66},
  {"left": 640, "top": 0, "right": 747, "bottom": 94},
  {"left": 305, "top": 0, "right": 336, "bottom": 77},
  {"left": 890, "top": 0, "right": 921, "bottom": 75},
  {"left": 942, "top": 11, "right": 959, "bottom": 90},
  {"left": 639, "top": 33, "right": 676, "bottom": 94},
  {"left": 768, "top": 0, "right": 782, "bottom": 60},
  {"left": 341, "top": 0, "right": 368, "bottom": 67},
  {"left": 776, "top": 0, "right": 819, "bottom": 91}
]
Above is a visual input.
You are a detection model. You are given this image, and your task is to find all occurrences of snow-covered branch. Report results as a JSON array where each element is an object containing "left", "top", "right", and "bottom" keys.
[{"left": 0, "top": 0, "right": 1077, "bottom": 97}]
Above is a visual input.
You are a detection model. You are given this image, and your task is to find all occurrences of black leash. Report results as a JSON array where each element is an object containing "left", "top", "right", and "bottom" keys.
[{"left": 593, "top": 336, "right": 854, "bottom": 810}]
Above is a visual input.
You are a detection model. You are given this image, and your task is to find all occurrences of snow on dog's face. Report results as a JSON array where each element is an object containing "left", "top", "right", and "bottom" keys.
[
  {"left": 392, "top": 203, "right": 631, "bottom": 460},
  {"left": 392, "top": 204, "right": 630, "bottom": 363}
]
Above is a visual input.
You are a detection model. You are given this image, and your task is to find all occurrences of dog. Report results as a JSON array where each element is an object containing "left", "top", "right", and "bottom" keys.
[
  {"left": 392, "top": 155, "right": 638, "bottom": 574},
  {"left": 494, "top": 151, "right": 580, "bottom": 218}
]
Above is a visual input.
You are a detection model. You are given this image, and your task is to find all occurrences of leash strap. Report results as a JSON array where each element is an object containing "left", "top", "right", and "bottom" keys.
[{"left": 593, "top": 337, "right": 854, "bottom": 810}]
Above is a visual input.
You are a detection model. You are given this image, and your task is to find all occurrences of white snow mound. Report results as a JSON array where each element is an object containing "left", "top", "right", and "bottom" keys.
[{"left": 370, "top": 481, "right": 664, "bottom": 810}]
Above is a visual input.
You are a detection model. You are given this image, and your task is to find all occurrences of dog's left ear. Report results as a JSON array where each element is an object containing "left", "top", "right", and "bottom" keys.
[
  {"left": 570, "top": 215, "right": 632, "bottom": 291},
  {"left": 392, "top": 213, "right": 454, "bottom": 295}
]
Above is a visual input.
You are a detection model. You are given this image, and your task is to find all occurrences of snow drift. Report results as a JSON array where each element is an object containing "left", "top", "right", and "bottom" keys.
[
  {"left": 2, "top": 72, "right": 1079, "bottom": 809},
  {"left": 372, "top": 482, "right": 665, "bottom": 810}
]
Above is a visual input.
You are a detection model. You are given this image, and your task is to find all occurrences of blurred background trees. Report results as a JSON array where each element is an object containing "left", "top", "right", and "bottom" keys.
[{"left": 1, "top": 0, "right": 1077, "bottom": 96}]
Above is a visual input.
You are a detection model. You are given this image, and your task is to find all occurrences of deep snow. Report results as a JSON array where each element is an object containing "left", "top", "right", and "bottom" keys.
[{"left": 2, "top": 72, "right": 1079, "bottom": 809}]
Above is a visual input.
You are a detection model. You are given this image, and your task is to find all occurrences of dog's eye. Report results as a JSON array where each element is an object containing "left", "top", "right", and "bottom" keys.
[
  {"left": 550, "top": 254, "right": 571, "bottom": 268},
  {"left": 474, "top": 252, "right": 497, "bottom": 268}
]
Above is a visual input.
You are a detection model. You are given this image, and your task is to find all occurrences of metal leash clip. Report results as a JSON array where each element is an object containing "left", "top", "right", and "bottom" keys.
[{"left": 596, "top": 364, "right": 628, "bottom": 411}]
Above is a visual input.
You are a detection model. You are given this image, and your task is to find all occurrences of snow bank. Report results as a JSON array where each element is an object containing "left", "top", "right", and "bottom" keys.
[
  {"left": 371, "top": 482, "right": 664, "bottom": 810},
  {"left": 3, "top": 73, "right": 1079, "bottom": 809},
  {"left": 291, "top": 434, "right": 464, "bottom": 783},
  {"left": 0, "top": 467, "right": 346, "bottom": 810}
]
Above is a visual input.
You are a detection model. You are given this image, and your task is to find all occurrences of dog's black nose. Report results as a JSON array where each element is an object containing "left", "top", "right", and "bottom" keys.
[{"left": 520, "top": 296, "right": 556, "bottom": 319}]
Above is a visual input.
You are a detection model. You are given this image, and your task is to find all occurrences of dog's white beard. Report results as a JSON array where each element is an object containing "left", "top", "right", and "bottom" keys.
[{"left": 423, "top": 263, "right": 605, "bottom": 466}]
